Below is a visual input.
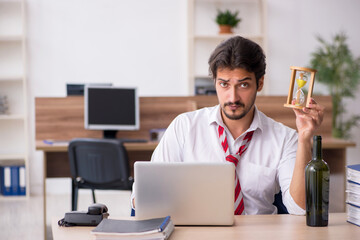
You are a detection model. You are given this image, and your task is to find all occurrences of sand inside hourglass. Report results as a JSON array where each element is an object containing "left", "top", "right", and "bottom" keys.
[{"left": 293, "top": 72, "right": 308, "bottom": 106}]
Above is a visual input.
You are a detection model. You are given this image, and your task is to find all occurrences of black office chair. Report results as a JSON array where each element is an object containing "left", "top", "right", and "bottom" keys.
[{"left": 68, "top": 138, "right": 134, "bottom": 211}]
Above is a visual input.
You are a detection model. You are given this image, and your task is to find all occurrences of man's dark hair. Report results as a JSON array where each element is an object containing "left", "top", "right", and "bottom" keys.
[{"left": 208, "top": 36, "right": 266, "bottom": 87}]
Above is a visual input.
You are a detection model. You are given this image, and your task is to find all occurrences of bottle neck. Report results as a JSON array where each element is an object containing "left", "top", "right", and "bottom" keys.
[{"left": 312, "top": 136, "right": 322, "bottom": 160}]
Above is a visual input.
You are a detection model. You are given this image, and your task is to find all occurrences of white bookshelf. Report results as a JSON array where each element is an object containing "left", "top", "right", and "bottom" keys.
[
  {"left": 187, "top": 0, "right": 267, "bottom": 95},
  {"left": 0, "top": 0, "right": 29, "bottom": 198}
]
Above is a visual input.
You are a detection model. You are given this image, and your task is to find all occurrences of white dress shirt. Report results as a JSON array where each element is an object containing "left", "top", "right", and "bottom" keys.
[{"left": 146, "top": 105, "right": 305, "bottom": 215}]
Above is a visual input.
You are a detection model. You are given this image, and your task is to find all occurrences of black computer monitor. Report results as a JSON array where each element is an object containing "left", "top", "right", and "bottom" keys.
[{"left": 84, "top": 86, "right": 139, "bottom": 138}]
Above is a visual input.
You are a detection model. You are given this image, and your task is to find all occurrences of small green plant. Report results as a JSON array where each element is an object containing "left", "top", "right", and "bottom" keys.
[
  {"left": 216, "top": 9, "right": 241, "bottom": 27},
  {"left": 309, "top": 32, "right": 360, "bottom": 139}
]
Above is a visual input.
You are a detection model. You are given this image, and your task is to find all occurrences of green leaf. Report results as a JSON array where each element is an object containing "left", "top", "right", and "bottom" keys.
[{"left": 216, "top": 9, "right": 241, "bottom": 27}]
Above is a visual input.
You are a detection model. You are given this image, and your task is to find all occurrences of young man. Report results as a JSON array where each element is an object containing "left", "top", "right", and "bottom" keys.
[{"left": 132, "top": 36, "right": 324, "bottom": 215}]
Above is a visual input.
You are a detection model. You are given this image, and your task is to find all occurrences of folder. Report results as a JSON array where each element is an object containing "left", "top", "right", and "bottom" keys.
[
  {"left": 11, "top": 166, "right": 19, "bottom": 195},
  {"left": 19, "top": 166, "right": 26, "bottom": 195},
  {"left": 1, "top": 166, "right": 12, "bottom": 195},
  {"left": 0, "top": 165, "right": 26, "bottom": 196}
]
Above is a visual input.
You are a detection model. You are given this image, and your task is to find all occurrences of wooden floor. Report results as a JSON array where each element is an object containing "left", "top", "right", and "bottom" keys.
[{"left": 0, "top": 190, "right": 132, "bottom": 240}]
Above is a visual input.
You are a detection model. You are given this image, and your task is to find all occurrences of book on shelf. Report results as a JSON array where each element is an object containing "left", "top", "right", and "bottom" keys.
[
  {"left": 91, "top": 216, "right": 174, "bottom": 240},
  {"left": 346, "top": 164, "right": 360, "bottom": 227},
  {"left": 0, "top": 165, "right": 26, "bottom": 196}
]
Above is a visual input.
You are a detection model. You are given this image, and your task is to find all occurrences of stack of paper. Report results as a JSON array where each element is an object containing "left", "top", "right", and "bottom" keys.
[
  {"left": 91, "top": 216, "right": 174, "bottom": 240},
  {"left": 346, "top": 164, "right": 360, "bottom": 226}
]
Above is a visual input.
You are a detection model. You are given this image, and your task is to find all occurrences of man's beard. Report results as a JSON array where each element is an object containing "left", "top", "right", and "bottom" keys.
[{"left": 221, "top": 95, "right": 256, "bottom": 121}]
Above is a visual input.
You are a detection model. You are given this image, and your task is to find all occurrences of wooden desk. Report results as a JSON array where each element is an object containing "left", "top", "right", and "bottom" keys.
[
  {"left": 51, "top": 213, "right": 359, "bottom": 240},
  {"left": 37, "top": 140, "right": 157, "bottom": 240}
]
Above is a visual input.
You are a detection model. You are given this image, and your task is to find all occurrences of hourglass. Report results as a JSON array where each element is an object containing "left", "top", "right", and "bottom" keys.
[
  {"left": 284, "top": 66, "right": 316, "bottom": 109},
  {"left": 294, "top": 71, "right": 308, "bottom": 106}
]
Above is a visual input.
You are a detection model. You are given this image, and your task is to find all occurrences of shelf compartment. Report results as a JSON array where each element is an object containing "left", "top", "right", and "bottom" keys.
[
  {"left": 193, "top": 38, "right": 221, "bottom": 77},
  {"left": 0, "top": 119, "right": 26, "bottom": 155},
  {"left": 0, "top": 1, "right": 23, "bottom": 37},
  {"left": 194, "top": 0, "right": 263, "bottom": 36},
  {"left": 0, "top": 80, "right": 25, "bottom": 115},
  {"left": 0, "top": 41, "right": 24, "bottom": 78}
]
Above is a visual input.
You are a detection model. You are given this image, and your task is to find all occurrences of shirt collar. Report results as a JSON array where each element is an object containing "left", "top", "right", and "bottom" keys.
[{"left": 209, "top": 104, "right": 263, "bottom": 133}]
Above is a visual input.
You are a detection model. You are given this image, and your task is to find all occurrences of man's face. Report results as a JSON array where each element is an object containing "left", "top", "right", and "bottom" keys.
[{"left": 215, "top": 67, "right": 264, "bottom": 121}]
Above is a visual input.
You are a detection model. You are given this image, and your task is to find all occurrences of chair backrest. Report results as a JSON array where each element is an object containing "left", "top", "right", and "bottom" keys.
[
  {"left": 68, "top": 138, "right": 131, "bottom": 188},
  {"left": 273, "top": 191, "right": 289, "bottom": 214}
]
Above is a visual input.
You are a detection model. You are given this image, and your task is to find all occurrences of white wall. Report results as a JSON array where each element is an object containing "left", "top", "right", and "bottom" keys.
[
  {"left": 27, "top": 0, "right": 360, "bottom": 194},
  {"left": 266, "top": 0, "right": 360, "bottom": 168},
  {"left": 27, "top": 0, "right": 188, "bottom": 97},
  {"left": 27, "top": 0, "right": 188, "bottom": 194}
]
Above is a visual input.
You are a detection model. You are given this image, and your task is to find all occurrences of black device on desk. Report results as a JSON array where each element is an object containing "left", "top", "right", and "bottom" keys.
[{"left": 58, "top": 203, "right": 109, "bottom": 227}]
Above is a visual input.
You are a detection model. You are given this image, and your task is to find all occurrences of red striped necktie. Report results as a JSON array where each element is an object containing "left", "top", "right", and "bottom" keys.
[{"left": 218, "top": 125, "right": 254, "bottom": 215}]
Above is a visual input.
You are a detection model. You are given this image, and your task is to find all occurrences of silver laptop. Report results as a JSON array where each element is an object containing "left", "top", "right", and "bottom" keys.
[{"left": 134, "top": 162, "right": 235, "bottom": 225}]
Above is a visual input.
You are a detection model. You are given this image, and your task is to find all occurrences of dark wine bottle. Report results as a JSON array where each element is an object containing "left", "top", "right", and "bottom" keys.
[{"left": 305, "top": 135, "right": 330, "bottom": 226}]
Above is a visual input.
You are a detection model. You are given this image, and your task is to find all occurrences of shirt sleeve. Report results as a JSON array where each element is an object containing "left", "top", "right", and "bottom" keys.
[
  {"left": 278, "top": 130, "right": 306, "bottom": 215},
  {"left": 151, "top": 114, "right": 188, "bottom": 163},
  {"left": 130, "top": 114, "right": 189, "bottom": 209}
]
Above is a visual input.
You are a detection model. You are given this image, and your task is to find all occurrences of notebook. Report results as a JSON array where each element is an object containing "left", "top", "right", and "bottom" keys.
[
  {"left": 91, "top": 216, "right": 174, "bottom": 240},
  {"left": 134, "top": 162, "right": 235, "bottom": 225}
]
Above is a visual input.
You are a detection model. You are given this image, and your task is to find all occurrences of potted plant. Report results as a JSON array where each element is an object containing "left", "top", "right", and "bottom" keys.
[
  {"left": 215, "top": 9, "right": 241, "bottom": 34},
  {"left": 309, "top": 32, "right": 360, "bottom": 139}
]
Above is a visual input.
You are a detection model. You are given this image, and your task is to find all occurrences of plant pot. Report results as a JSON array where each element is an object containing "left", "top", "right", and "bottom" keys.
[{"left": 219, "top": 25, "right": 232, "bottom": 34}]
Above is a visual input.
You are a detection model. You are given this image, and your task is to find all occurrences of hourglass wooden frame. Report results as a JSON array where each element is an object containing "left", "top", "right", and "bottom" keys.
[{"left": 284, "top": 66, "right": 317, "bottom": 109}]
